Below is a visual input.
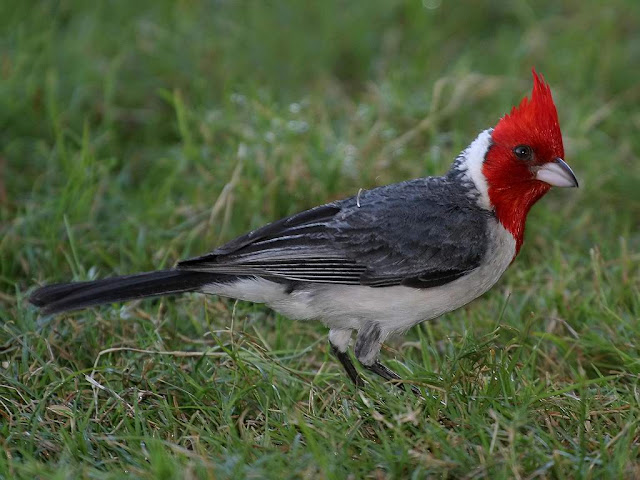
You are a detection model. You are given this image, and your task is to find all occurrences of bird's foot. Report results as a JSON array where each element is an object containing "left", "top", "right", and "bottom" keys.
[{"left": 363, "top": 360, "right": 422, "bottom": 397}]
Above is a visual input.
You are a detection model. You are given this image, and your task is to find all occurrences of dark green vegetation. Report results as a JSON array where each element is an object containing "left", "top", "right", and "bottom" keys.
[{"left": 2, "top": 1, "right": 639, "bottom": 478}]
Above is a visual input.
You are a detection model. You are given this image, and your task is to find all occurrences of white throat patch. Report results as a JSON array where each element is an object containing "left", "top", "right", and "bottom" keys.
[{"left": 453, "top": 129, "right": 493, "bottom": 210}]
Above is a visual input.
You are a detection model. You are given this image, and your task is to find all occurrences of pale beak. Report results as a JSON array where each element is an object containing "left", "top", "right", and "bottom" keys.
[{"left": 536, "top": 158, "right": 579, "bottom": 188}]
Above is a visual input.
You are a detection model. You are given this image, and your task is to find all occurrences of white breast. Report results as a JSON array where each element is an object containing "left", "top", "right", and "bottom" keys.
[{"left": 203, "top": 220, "right": 516, "bottom": 336}]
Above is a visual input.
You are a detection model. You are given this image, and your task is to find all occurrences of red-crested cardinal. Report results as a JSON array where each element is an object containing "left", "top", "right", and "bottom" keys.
[{"left": 30, "top": 71, "right": 578, "bottom": 391}]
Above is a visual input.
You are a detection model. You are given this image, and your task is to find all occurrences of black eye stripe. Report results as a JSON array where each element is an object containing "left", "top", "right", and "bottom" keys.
[{"left": 513, "top": 145, "right": 533, "bottom": 160}]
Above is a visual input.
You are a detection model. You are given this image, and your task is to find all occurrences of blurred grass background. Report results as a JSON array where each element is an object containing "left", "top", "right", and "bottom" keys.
[{"left": 1, "top": 0, "right": 639, "bottom": 478}]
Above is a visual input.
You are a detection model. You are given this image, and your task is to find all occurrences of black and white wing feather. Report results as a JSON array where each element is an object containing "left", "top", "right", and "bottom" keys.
[{"left": 178, "top": 178, "right": 491, "bottom": 288}]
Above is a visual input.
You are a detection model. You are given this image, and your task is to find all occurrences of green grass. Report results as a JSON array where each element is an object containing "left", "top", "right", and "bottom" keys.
[{"left": 1, "top": 0, "right": 639, "bottom": 478}]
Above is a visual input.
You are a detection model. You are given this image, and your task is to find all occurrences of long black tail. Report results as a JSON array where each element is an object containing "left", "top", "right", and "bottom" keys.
[{"left": 29, "top": 270, "right": 221, "bottom": 315}]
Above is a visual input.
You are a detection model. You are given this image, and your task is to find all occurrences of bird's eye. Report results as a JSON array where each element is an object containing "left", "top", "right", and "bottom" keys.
[{"left": 513, "top": 145, "right": 533, "bottom": 161}]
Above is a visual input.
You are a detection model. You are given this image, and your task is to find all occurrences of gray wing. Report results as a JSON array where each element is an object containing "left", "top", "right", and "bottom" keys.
[{"left": 177, "top": 178, "right": 491, "bottom": 288}]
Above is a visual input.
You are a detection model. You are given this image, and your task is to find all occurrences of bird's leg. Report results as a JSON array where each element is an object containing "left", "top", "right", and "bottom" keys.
[
  {"left": 328, "top": 329, "right": 363, "bottom": 387},
  {"left": 330, "top": 343, "right": 363, "bottom": 387},
  {"left": 355, "top": 322, "right": 421, "bottom": 396}
]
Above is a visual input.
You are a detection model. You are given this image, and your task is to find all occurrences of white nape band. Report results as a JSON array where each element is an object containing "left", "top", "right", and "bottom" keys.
[{"left": 454, "top": 129, "right": 493, "bottom": 210}]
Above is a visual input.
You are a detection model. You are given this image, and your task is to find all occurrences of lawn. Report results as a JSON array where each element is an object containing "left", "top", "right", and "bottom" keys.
[{"left": 1, "top": 1, "right": 639, "bottom": 478}]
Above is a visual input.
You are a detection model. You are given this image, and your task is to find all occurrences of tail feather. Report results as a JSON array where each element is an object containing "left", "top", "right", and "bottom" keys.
[{"left": 29, "top": 270, "right": 222, "bottom": 315}]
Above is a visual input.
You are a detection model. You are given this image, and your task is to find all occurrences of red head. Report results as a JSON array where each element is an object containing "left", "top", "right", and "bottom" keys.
[{"left": 483, "top": 70, "right": 578, "bottom": 254}]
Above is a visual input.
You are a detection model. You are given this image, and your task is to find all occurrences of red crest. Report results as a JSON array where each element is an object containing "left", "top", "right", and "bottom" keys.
[{"left": 492, "top": 69, "right": 564, "bottom": 162}]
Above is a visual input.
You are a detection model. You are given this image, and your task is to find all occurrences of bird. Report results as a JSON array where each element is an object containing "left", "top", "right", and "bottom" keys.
[{"left": 29, "top": 71, "right": 578, "bottom": 392}]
